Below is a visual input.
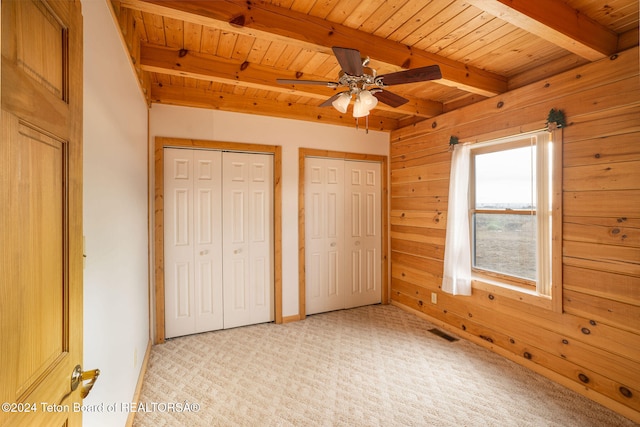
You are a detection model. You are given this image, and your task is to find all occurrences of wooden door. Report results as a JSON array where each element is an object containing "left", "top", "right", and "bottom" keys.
[
  {"left": 222, "top": 152, "right": 274, "bottom": 329},
  {"left": 164, "top": 148, "right": 224, "bottom": 338},
  {"left": 344, "top": 161, "right": 382, "bottom": 309},
  {"left": 305, "top": 157, "right": 345, "bottom": 315},
  {"left": 1, "top": 1, "right": 85, "bottom": 426}
]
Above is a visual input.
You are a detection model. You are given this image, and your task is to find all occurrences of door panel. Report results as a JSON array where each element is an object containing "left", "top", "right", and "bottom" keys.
[
  {"left": 223, "top": 152, "right": 274, "bottom": 328},
  {"left": 305, "top": 158, "right": 345, "bottom": 315},
  {"left": 309, "top": 252, "right": 321, "bottom": 298},
  {"left": 193, "top": 152, "right": 223, "bottom": 332},
  {"left": 253, "top": 257, "right": 267, "bottom": 306},
  {"left": 164, "top": 148, "right": 223, "bottom": 338},
  {"left": 8, "top": 118, "right": 65, "bottom": 395},
  {"left": 345, "top": 161, "right": 382, "bottom": 308},
  {"left": 1, "top": 1, "right": 83, "bottom": 425},
  {"left": 175, "top": 263, "right": 190, "bottom": 317},
  {"left": 252, "top": 191, "right": 266, "bottom": 241},
  {"left": 328, "top": 250, "right": 340, "bottom": 296},
  {"left": 198, "top": 261, "right": 214, "bottom": 313},
  {"left": 174, "top": 188, "right": 190, "bottom": 245},
  {"left": 232, "top": 259, "right": 246, "bottom": 309},
  {"left": 165, "top": 149, "right": 196, "bottom": 337}
]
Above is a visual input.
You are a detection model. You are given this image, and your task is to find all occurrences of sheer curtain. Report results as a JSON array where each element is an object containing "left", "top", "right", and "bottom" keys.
[{"left": 442, "top": 143, "right": 472, "bottom": 295}]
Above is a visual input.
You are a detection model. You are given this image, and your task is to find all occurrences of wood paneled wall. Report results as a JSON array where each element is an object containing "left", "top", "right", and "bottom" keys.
[{"left": 389, "top": 47, "right": 639, "bottom": 422}]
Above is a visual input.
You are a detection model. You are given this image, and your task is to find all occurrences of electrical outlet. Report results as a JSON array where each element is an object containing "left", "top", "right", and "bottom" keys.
[{"left": 431, "top": 292, "right": 437, "bottom": 304}]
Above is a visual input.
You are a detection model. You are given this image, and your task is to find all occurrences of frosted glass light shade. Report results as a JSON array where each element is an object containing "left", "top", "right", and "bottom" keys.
[
  {"left": 352, "top": 96, "right": 370, "bottom": 117},
  {"left": 359, "top": 90, "right": 378, "bottom": 109},
  {"left": 332, "top": 92, "right": 351, "bottom": 113}
]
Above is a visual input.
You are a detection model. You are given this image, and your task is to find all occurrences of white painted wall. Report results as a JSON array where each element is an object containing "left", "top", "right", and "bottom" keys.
[
  {"left": 149, "top": 105, "right": 390, "bottom": 317},
  {"left": 82, "top": 1, "right": 149, "bottom": 426}
]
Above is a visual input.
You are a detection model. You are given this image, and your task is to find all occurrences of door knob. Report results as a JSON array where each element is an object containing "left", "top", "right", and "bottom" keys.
[
  {"left": 330, "top": 242, "right": 336, "bottom": 247},
  {"left": 70, "top": 365, "right": 101, "bottom": 399},
  {"left": 233, "top": 248, "right": 242, "bottom": 254}
]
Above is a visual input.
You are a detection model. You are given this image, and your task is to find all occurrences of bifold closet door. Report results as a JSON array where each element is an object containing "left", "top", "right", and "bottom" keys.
[
  {"left": 164, "top": 148, "right": 224, "bottom": 338},
  {"left": 164, "top": 149, "right": 274, "bottom": 338},
  {"left": 222, "top": 152, "right": 274, "bottom": 329},
  {"left": 305, "top": 158, "right": 346, "bottom": 315},
  {"left": 344, "top": 161, "right": 382, "bottom": 309},
  {"left": 305, "top": 157, "right": 381, "bottom": 316}
]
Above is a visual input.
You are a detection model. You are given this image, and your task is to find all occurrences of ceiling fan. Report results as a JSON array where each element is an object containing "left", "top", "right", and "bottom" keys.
[{"left": 276, "top": 46, "right": 442, "bottom": 119}]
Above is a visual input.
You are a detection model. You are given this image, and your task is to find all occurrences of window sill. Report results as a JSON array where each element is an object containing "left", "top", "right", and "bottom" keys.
[{"left": 472, "top": 276, "right": 553, "bottom": 311}]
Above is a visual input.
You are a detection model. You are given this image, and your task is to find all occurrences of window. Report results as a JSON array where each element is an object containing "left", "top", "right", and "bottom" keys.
[{"left": 469, "top": 131, "right": 554, "bottom": 297}]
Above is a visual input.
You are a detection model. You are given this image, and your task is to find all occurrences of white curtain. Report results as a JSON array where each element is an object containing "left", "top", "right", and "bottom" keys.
[{"left": 442, "top": 143, "right": 472, "bottom": 295}]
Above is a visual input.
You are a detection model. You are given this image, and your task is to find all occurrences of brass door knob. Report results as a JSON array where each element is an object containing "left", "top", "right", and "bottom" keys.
[{"left": 70, "top": 365, "right": 101, "bottom": 399}]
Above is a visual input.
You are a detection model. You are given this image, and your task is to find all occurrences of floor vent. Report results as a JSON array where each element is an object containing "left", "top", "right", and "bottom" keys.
[{"left": 428, "top": 328, "right": 459, "bottom": 342}]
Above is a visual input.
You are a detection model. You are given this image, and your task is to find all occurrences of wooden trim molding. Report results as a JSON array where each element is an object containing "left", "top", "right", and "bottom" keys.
[
  {"left": 281, "top": 314, "right": 301, "bottom": 324},
  {"left": 154, "top": 137, "right": 283, "bottom": 344},
  {"left": 550, "top": 128, "right": 563, "bottom": 314},
  {"left": 126, "top": 339, "right": 152, "bottom": 427},
  {"left": 298, "top": 148, "right": 390, "bottom": 320}
]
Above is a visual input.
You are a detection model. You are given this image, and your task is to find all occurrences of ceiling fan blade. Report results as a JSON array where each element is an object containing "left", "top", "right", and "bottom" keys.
[
  {"left": 319, "top": 92, "right": 344, "bottom": 108},
  {"left": 332, "top": 46, "right": 363, "bottom": 76},
  {"left": 373, "top": 90, "right": 409, "bottom": 108},
  {"left": 276, "top": 78, "right": 338, "bottom": 87},
  {"left": 378, "top": 65, "right": 442, "bottom": 86}
]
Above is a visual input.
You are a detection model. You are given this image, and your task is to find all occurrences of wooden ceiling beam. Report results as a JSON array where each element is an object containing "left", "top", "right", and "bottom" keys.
[
  {"left": 467, "top": 0, "right": 618, "bottom": 61},
  {"left": 149, "top": 84, "right": 401, "bottom": 132},
  {"left": 120, "top": 0, "right": 507, "bottom": 97},
  {"left": 139, "top": 45, "right": 443, "bottom": 118}
]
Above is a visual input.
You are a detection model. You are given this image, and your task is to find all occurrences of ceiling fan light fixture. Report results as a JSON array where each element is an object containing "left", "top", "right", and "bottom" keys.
[
  {"left": 277, "top": 48, "right": 443, "bottom": 128},
  {"left": 352, "top": 95, "right": 370, "bottom": 118},
  {"left": 332, "top": 92, "right": 351, "bottom": 113}
]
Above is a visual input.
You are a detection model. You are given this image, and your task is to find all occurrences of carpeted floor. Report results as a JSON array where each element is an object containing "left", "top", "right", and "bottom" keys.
[{"left": 133, "top": 304, "right": 636, "bottom": 426}]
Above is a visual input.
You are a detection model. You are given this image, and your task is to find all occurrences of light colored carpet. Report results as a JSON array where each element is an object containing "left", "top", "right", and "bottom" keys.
[{"left": 133, "top": 305, "right": 636, "bottom": 426}]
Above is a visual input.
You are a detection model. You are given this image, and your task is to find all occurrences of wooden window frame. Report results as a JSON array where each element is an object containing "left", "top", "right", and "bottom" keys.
[{"left": 468, "top": 129, "right": 562, "bottom": 312}]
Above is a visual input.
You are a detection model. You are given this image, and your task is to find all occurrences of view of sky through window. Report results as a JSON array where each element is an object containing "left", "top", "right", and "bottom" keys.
[{"left": 475, "top": 145, "right": 536, "bottom": 209}]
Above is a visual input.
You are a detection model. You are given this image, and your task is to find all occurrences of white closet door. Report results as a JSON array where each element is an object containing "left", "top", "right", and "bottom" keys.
[
  {"left": 305, "top": 157, "right": 346, "bottom": 315},
  {"left": 164, "top": 148, "right": 223, "bottom": 338},
  {"left": 344, "top": 161, "right": 382, "bottom": 309},
  {"left": 222, "top": 152, "right": 274, "bottom": 328},
  {"left": 305, "top": 157, "right": 382, "bottom": 315}
]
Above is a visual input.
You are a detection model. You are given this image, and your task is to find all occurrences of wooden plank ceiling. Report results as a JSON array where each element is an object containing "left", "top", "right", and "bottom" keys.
[{"left": 110, "top": 0, "right": 639, "bottom": 132}]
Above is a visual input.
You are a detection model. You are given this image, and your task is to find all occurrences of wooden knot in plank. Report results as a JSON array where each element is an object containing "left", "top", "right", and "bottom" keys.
[
  {"left": 230, "top": 14, "right": 246, "bottom": 27},
  {"left": 619, "top": 387, "right": 632, "bottom": 398}
]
